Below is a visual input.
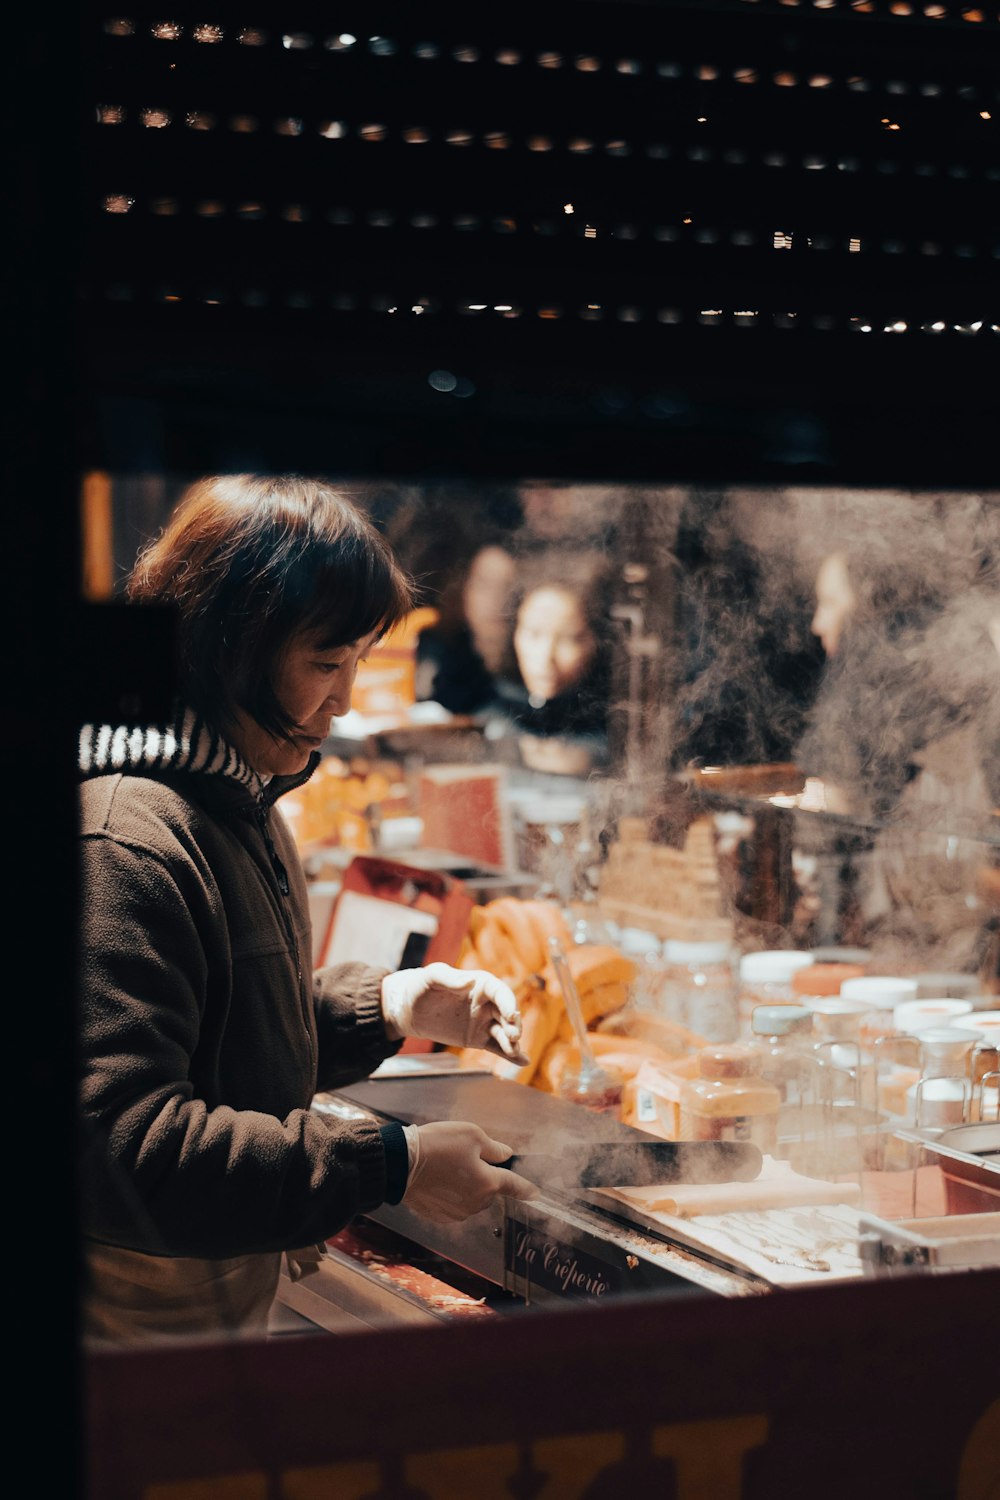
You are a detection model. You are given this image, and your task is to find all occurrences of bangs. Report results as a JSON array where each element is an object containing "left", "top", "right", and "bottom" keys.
[{"left": 292, "top": 525, "right": 413, "bottom": 649}]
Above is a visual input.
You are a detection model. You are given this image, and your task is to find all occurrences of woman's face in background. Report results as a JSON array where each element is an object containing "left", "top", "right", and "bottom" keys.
[
  {"left": 811, "top": 552, "right": 856, "bottom": 658},
  {"left": 514, "top": 585, "right": 598, "bottom": 704},
  {"left": 462, "top": 545, "right": 517, "bottom": 657}
]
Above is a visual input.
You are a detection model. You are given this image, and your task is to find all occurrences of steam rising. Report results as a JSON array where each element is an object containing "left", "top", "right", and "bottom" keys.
[{"left": 393, "top": 480, "right": 999, "bottom": 972}]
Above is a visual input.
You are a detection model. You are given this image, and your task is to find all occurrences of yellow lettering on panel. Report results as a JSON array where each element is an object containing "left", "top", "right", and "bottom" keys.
[
  {"left": 529, "top": 1432, "right": 626, "bottom": 1500},
  {"left": 407, "top": 1443, "right": 520, "bottom": 1499},
  {"left": 653, "top": 1416, "right": 770, "bottom": 1500},
  {"left": 281, "top": 1461, "right": 382, "bottom": 1500},
  {"left": 144, "top": 1474, "right": 267, "bottom": 1500}
]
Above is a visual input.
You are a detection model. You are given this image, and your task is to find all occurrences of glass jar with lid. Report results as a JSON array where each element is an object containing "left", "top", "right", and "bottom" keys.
[
  {"left": 679, "top": 1043, "right": 780, "bottom": 1153},
  {"left": 736, "top": 950, "right": 813, "bottom": 1037},
  {"left": 749, "top": 1004, "right": 816, "bottom": 1109},
  {"left": 905, "top": 1025, "right": 982, "bottom": 1129},
  {"left": 840, "top": 975, "right": 918, "bottom": 1045},
  {"left": 809, "top": 996, "right": 878, "bottom": 1117},
  {"left": 662, "top": 940, "right": 737, "bottom": 1042}
]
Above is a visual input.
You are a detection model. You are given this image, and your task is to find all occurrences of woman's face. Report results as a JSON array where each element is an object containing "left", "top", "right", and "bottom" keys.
[
  {"left": 514, "top": 585, "right": 597, "bottom": 703},
  {"left": 811, "top": 553, "right": 856, "bottom": 658},
  {"left": 232, "top": 628, "right": 378, "bottom": 777},
  {"left": 462, "top": 545, "right": 517, "bottom": 647}
]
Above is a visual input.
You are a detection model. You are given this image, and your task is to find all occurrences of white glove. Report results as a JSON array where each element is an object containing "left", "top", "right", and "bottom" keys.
[
  {"left": 381, "top": 962, "right": 529, "bottom": 1064},
  {"left": 401, "top": 1122, "right": 538, "bottom": 1224}
]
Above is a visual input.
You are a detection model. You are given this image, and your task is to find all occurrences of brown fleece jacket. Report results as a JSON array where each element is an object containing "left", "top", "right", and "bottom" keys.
[{"left": 79, "top": 731, "right": 401, "bottom": 1260}]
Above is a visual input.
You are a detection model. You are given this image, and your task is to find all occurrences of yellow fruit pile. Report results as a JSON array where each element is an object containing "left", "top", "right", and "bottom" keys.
[
  {"left": 282, "top": 756, "right": 410, "bottom": 851},
  {"left": 455, "top": 898, "right": 639, "bottom": 1087}
]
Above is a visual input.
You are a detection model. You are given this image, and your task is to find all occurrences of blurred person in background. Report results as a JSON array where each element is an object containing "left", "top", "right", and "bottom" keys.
[
  {"left": 858, "top": 554, "right": 1000, "bottom": 974},
  {"left": 78, "top": 474, "right": 535, "bottom": 1345},
  {"left": 795, "top": 537, "right": 948, "bottom": 821},
  {"left": 793, "top": 496, "right": 1000, "bottom": 971},
  {"left": 488, "top": 550, "right": 618, "bottom": 777},
  {"left": 670, "top": 489, "right": 823, "bottom": 771},
  {"left": 415, "top": 534, "right": 520, "bottom": 714}
]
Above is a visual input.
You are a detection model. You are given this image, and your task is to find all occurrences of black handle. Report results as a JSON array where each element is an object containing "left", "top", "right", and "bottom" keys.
[{"left": 500, "top": 1140, "right": 763, "bottom": 1189}]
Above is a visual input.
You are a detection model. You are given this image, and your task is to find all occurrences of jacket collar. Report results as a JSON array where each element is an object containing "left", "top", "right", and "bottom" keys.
[{"left": 78, "top": 705, "right": 320, "bottom": 806}]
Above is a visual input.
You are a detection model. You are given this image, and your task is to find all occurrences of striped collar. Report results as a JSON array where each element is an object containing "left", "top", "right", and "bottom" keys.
[{"left": 79, "top": 706, "right": 264, "bottom": 798}]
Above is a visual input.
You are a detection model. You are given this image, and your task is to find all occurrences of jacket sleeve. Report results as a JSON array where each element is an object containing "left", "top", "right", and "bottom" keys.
[
  {"left": 312, "top": 961, "right": 402, "bottom": 1090},
  {"left": 79, "top": 828, "right": 392, "bottom": 1259}
]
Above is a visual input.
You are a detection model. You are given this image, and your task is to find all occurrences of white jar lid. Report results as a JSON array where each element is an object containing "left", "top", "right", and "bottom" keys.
[
  {"left": 894, "top": 997, "right": 974, "bottom": 1033},
  {"left": 841, "top": 976, "right": 918, "bottom": 1008},
  {"left": 738, "top": 950, "right": 812, "bottom": 983},
  {"left": 663, "top": 940, "right": 732, "bottom": 966}
]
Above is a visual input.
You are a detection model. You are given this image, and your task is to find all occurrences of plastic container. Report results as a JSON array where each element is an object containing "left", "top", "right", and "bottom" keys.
[
  {"left": 679, "top": 1043, "right": 780, "bottom": 1153},
  {"left": 792, "top": 962, "right": 867, "bottom": 1004},
  {"left": 893, "top": 997, "right": 975, "bottom": 1035},
  {"left": 737, "top": 950, "right": 813, "bottom": 1036},
  {"left": 662, "top": 939, "right": 738, "bottom": 1042},
  {"left": 840, "top": 975, "right": 918, "bottom": 1044},
  {"left": 749, "top": 1004, "right": 816, "bottom": 1107}
]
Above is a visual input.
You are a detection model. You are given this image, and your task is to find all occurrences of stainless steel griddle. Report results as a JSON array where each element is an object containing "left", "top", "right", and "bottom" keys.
[{"left": 324, "top": 1073, "right": 771, "bottom": 1305}]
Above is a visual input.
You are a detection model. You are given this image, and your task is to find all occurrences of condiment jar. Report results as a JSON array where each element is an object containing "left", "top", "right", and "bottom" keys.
[
  {"left": 558, "top": 1058, "right": 626, "bottom": 1118},
  {"left": 679, "top": 1043, "right": 780, "bottom": 1153},
  {"left": 809, "top": 997, "right": 878, "bottom": 1116},
  {"left": 906, "top": 1026, "right": 983, "bottom": 1129},
  {"left": 662, "top": 940, "right": 737, "bottom": 1043},
  {"left": 737, "top": 950, "right": 813, "bottom": 1037},
  {"left": 839, "top": 975, "right": 918, "bottom": 1045},
  {"left": 749, "top": 1004, "right": 816, "bottom": 1107}
]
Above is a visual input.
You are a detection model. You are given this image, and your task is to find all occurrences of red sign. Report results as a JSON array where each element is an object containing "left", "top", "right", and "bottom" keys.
[{"left": 86, "top": 1269, "right": 1000, "bottom": 1499}]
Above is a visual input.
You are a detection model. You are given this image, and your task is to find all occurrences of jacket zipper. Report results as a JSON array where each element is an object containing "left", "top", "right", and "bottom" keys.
[
  {"left": 255, "top": 803, "right": 290, "bottom": 896},
  {"left": 255, "top": 800, "right": 312, "bottom": 1064}
]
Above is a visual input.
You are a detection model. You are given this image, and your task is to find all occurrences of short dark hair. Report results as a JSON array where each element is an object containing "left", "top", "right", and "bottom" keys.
[{"left": 127, "top": 474, "right": 414, "bottom": 739}]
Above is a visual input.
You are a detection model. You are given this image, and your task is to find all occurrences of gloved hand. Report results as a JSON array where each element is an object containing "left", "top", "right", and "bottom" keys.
[
  {"left": 381, "top": 962, "right": 529, "bottom": 1064},
  {"left": 401, "top": 1121, "right": 538, "bottom": 1224}
]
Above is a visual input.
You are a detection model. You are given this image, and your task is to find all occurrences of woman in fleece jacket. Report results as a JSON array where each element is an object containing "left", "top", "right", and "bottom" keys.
[{"left": 78, "top": 474, "right": 534, "bottom": 1343}]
